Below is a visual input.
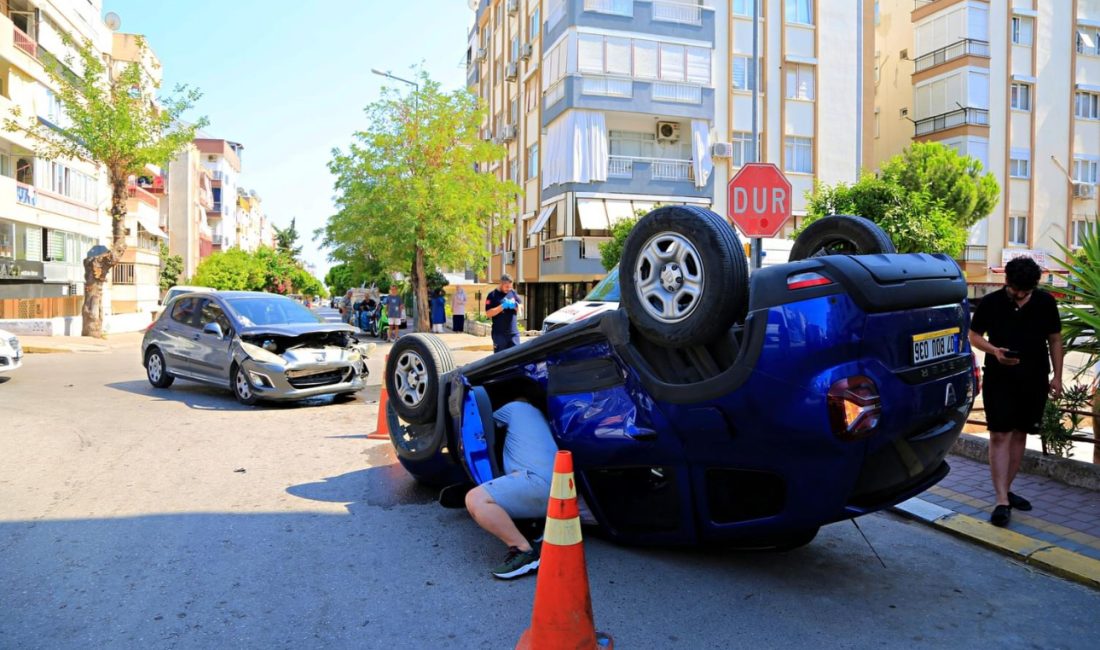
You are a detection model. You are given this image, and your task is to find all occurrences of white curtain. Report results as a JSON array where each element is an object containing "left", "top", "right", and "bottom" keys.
[
  {"left": 691, "top": 120, "right": 712, "bottom": 188},
  {"left": 543, "top": 111, "right": 608, "bottom": 188}
]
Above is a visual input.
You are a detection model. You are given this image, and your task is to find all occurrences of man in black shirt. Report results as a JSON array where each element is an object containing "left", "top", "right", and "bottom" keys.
[
  {"left": 968, "top": 257, "right": 1063, "bottom": 527},
  {"left": 485, "top": 274, "right": 522, "bottom": 353}
]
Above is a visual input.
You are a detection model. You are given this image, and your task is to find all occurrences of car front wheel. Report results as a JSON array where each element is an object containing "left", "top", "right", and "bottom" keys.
[
  {"left": 145, "top": 348, "right": 174, "bottom": 388},
  {"left": 231, "top": 363, "right": 260, "bottom": 406}
]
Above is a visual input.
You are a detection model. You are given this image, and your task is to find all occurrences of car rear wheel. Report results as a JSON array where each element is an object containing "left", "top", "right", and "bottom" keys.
[
  {"left": 145, "top": 348, "right": 174, "bottom": 388},
  {"left": 619, "top": 205, "right": 748, "bottom": 347},
  {"left": 789, "top": 215, "right": 896, "bottom": 261},
  {"left": 385, "top": 334, "right": 454, "bottom": 425},
  {"left": 231, "top": 363, "right": 260, "bottom": 406}
]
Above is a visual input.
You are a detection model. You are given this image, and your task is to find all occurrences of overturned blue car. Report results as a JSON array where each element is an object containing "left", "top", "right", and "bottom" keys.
[{"left": 383, "top": 206, "right": 975, "bottom": 549}]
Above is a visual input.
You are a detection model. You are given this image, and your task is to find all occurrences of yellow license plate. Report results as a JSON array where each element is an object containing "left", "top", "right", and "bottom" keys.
[{"left": 912, "top": 328, "right": 958, "bottom": 365}]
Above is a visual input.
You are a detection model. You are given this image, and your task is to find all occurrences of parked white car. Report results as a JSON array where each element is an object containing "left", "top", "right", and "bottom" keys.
[
  {"left": 162, "top": 285, "right": 215, "bottom": 307},
  {"left": 0, "top": 328, "right": 23, "bottom": 374}
]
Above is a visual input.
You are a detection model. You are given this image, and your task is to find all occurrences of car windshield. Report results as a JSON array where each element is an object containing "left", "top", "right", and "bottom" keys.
[
  {"left": 226, "top": 296, "right": 322, "bottom": 326},
  {"left": 584, "top": 267, "right": 621, "bottom": 302}
]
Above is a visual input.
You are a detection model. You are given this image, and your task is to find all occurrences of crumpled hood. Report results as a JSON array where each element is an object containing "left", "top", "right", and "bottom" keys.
[{"left": 237, "top": 322, "right": 354, "bottom": 337}]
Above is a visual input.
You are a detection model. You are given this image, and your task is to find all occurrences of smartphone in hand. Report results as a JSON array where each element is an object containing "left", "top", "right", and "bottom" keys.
[{"left": 1003, "top": 350, "right": 1020, "bottom": 359}]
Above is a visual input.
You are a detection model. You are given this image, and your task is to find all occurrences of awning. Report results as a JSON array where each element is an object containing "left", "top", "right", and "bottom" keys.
[
  {"left": 530, "top": 205, "right": 555, "bottom": 233},
  {"left": 137, "top": 214, "right": 168, "bottom": 239},
  {"left": 605, "top": 200, "right": 636, "bottom": 226},
  {"left": 577, "top": 199, "right": 609, "bottom": 230}
]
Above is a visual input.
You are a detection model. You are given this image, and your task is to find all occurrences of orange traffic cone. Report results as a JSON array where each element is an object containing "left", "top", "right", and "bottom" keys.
[
  {"left": 516, "top": 451, "right": 613, "bottom": 650},
  {"left": 367, "top": 355, "right": 390, "bottom": 440}
]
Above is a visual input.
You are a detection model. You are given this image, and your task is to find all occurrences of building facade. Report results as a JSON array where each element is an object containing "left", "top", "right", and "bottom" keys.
[
  {"left": 194, "top": 137, "right": 243, "bottom": 256},
  {"left": 873, "top": 0, "right": 1100, "bottom": 282},
  {"left": 165, "top": 143, "right": 214, "bottom": 281}
]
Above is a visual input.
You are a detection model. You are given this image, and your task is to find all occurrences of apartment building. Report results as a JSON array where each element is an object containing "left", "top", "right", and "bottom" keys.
[
  {"left": 873, "top": 0, "right": 1100, "bottom": 282},
  {"left": 194, "top": 136, "right": 244, "bottom": 256},
  {"left": 165, "top": 143, "right": 214, "bottom": 280},
  {"left": 0, "top": 0, "right": 111, "bottom": 328}
]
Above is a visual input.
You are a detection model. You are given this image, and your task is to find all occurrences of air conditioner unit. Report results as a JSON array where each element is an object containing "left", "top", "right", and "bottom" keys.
[
  {"left": 507, "top": 0, "right": 518, "bottom": 14},
  {"left": 501, "top": 124, "right": 517, "bottom": 141},
  {"left": 711, "top": 142, "right": 734, "bottom": 158},
  {"left": 656, "top": 121, "right": 681, "bottom": 142},
  {"left": 899, "top": 48, "right": 909, "bottom": 60},
  {"left": 476, "top": 48, "right": 487, "bottom": 62},
  {"left": 1072, "top": 182, "right": 1097, "bottom": 199},
  {"left": 207, "top": 155, "right": 216, "bottom": 162},
  {"left": 503, "top": 251, "right": 515, "bottom": 264},
  {"left": 505, "top": 62, "right": 518, "bottom": 80},
  {"left": 521, "top": 43, "right": 533, "bottom": 59}
]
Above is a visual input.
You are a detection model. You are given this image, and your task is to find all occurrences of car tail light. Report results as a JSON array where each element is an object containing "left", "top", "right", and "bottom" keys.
[
  {"left": 827, "top": 375, "right": 882, "bottom": 440},
  {"left": 787, "top": 271, "right": 833, "bottom": 291}
]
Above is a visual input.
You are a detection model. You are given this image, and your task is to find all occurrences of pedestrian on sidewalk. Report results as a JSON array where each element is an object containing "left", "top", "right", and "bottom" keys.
[
  {"left": 968, "top": 257, "right": 1064, "bottom": 527},
  {"left": 485, "top": 274, "right": 522, "bottom": 353},
  {"left": 430, "top": 289, "right": 447, "bottom": 334},
  {"left": 381, "top": 284, "right": 404, "bottom": 343},
  {"left": 451, "top": 286, "right": 467, "bottom": 333}
]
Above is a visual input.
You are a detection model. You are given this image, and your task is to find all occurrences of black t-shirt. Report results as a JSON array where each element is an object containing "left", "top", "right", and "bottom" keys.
[
  {"left": 486, "top": 289, "right": 521, "bottom": 337},
  {"left": 970, "top": 288, "right": 1060, "bottom": 379}
]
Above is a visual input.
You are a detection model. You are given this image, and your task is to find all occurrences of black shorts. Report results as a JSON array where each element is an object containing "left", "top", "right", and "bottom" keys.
[{"left": 982, "top": 372, "right": 1049, "bottom": 434}]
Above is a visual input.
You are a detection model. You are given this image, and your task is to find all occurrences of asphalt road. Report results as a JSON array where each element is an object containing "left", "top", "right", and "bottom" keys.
[{"left": 1, "top": 342, "right": 1098, "bottom": 649}]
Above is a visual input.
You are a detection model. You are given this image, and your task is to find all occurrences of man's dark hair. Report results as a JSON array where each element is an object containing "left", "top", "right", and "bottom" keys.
[{"left": 1005, "top": 257, "right": 1042, "bottom": 291}]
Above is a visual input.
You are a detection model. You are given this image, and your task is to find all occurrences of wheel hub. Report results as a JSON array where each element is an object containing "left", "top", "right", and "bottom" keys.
[{"left": 660, "top": 263, "right": 683, "bottom": 292}]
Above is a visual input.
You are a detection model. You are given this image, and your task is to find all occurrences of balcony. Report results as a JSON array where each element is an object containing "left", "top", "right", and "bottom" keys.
[
  {"left": 540, "top": 237, "right": 610, "bottom": 280},
  {"left": 211, "top": 201, "right": 223, "bottom": 213},
  {"left": 12, "top": 25, "right": 35, "bottom": 58},
  {"left": 608, "top": 156, "right": 694, "bottom": 182},
  {"left": 583, "top": 0, "right": 632, "bottom": 17},
  {"left": 652, "top": 1, "right": 704, "bottom": 26},
  {"left": 15, "top": 181, "right": 36, "bottom": 206},
  {"left": 544, "top": 75, "right": 713, "bottom": 121},
  {"left": 14, "top": 181, "right": 99, "bottom": 223},
  {"left": 580, "top": 75, "right": 633, "bottom": 99},
  {"left": 127, "top": 185, "right": 159, "bottom": 209},
  {"left": 913, "top": 39, "right": 990, "bottom": 73},
  {"left": 914, "top": 107, "right": 989, "bottom": 136},
  {"left": 212, "top": 234, "right": 225, "bottom": 247},
  {"left": 960, "top": 245, "right": 987, "bottom": 263},
  {"left": 652, "top": 81, "right": 703, "bottom": 104}
]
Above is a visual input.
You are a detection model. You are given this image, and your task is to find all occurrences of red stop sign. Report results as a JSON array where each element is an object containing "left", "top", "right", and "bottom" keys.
[{"left": 726, "top": 163, "right": 792, "bottom": 239}]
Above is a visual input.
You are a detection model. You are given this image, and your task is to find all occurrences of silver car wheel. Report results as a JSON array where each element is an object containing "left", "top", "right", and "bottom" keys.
[
  {"left": 633, "top": 231, "right": 705, "bottom": 324},
  {"left": 148, "top": 354, "right": 163, "bottom": 383},
  {"left": 235, "top": 368, "right": 253, "bottom": 400},
  {"left": 394, "top": 350, "right": 428, "bottom": 408}
]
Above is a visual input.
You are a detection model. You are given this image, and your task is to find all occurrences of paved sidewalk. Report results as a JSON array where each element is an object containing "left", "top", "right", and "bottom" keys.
[{"left": 18, "top": 331, "right": 145, "bottom": 353}]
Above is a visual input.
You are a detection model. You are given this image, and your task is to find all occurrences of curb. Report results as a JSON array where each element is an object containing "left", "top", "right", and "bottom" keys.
[
  {"left": 951, "top": 434, "right": 1100, "bottom": 492},
  {"left": 892, "top": 497, "right": 1100, "bottom": 591},
  {"left": 21, "top": 346, "right": 75, "bottom": 354}
]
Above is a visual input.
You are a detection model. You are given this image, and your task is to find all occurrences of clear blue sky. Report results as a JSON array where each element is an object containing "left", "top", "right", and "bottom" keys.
[{"left": 103, "top": 0, "right": 473, "bottom": 278}]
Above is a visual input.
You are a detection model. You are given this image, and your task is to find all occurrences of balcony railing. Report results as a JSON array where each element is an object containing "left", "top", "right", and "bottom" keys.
[
  {"left": 111, "top": 263, "right": 136, "bottom": 285},
  {"left": 914, "top": 107, "right": 989, "bottom": 136},
  {"left": 653, "top": 1, "right": 704, "bottom": 26},
  {"left": 608, "top": 156, "right": 634, "bottom": 178},
  {"left": 913, "top": 39, "right": 990, "bottom": 73},
  {"left": 544, "top": 79, "right": 566, "bottom": 109},
  {"left": 584, "top": 0, "right": 632, "bottom": 17},
  {"left": 543, "top": 239, "right": 564, "bottom": 260},
  {"left": 580, "top": 74, "right": 633, "bottom": 98},
  {"left": 608, "top": 156, "right": 695, "bottom": 181},
  {"left": 961, "top": 245, "right": 987, "bottom": 263},
  {"left": 653, "top": 81, "right": 703, "bottom": 104},
  {"left": 212, "top": 235, "right": 225, "bottom": 246},
  {"left": 211, "top": 201, "right": 223, "bottom": 212},
  {"left": 127, "top": 185, "right": 159, "bottom": 209},
  {"left": 12, "top": 26, "right": 36, "bottom": 58}
]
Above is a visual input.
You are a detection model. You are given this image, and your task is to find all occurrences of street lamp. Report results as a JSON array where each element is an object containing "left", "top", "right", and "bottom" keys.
[{"left": 371, "top": 68, "right": 419, "bottom": 121}]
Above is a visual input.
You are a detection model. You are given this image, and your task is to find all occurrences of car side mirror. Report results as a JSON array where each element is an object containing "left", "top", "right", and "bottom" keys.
[{"left": 203, "top": 322, "right": 224, "bottom": 339}]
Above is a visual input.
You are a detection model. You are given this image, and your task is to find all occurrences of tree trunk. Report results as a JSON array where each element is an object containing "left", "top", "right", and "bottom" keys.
[
  {"left": 81, "top": 176, "right": 129, "bottom": 338},
  {"left": 413, "top": 246, "right": 430, "bottom": 333}
]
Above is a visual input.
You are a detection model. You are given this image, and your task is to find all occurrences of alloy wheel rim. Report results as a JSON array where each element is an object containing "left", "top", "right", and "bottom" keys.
[
  {"left": 236, "top": 369, "right": 252, "bottom": 400},
  {"left": 634, "top": 231, "right": 705, "bottom": 324},
  {"left": 809, "top": 238, "right": 859, "bottom": 258},
  {"left": 394, "top": 350, "right": 428, "bottom": 407},
  {"left": 148, "top": 354, "right": 162, "bottom": 382}
]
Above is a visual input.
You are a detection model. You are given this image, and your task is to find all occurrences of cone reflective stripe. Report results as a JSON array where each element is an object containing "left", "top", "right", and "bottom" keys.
[
  {"left": 366, "top": 354, "right": 390, "bottom": 440},
  {"left": 516, "top": 450, "right": 613, "bottom": 650}
]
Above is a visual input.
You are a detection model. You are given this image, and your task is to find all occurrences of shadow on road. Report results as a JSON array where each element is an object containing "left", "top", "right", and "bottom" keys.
[
  {"left": 106, "top": 379, "right": 349, "bottom": 412},
  {"left": 287, "top": 444, "right": 437, "bottom": 512},
  {"left": 0, "top": 375, "right": 12, "bottom": 384}
]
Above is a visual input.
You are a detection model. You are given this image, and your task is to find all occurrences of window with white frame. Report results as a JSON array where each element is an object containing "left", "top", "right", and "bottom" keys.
[
  {"left": 509, "top": 159, "right": 519, "bottom": 184},
  {"left": 527, "top": 143, "right": 538, "bottom": 179},
  {"left": 1073, "top": 158, "right": 1099, "bottom": 184},
  {"left": 1010, "top": 83, "right": 1031, "bottom": 111},
  {"left": 785, "top": 0, "right": 813, "bottom": 25},
  {"left": 583, "top": 0, "right": 632, "bottom": 17},
  {"left": 731, "top": 131, "right": 760, "bottom": 167},
  {"left": 733, "top": 0, "right": 754, "bottom": 17},
  {"left": 785, "top": 63, "right": 815, "bottom": 100},
  {"left": 528, "top": 5, "right": 540, "bottom": 40},
  {"left": 1075, "top": 91, "right": 1099, "bottom": 119},
  {"left": 609, "top": 130, "right": 690, "bottom": 160},
  {"left": 784, "top": 136, "right": 813, "bottom": 173},
  {"left": 1008, "top": 215, "right": 1028, "bottom": 246},
  {"left": 1077, "top": 28, "right": 1099, "bottom": 56},
  {"left": 575, "top": 34, "right": 711, "bottom": 85},
  {"left": 1073, "top": 220, "right": 1093, "bottom": 248},
  {"left": 732, "top": 55, "right": 758, "bottom": 91},
  {"left": 1009, "top": 150, "right": 1030, "bottom": 178},
  {"left": 1011, "top": 16, "right": 1033, "bottom": 46}
]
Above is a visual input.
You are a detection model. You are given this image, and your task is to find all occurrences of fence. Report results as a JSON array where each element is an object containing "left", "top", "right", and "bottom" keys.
[
  {"left": 652, "top": 0, "right": 704, "bottom": 25},
  {"left": 0, "top": 295, "right": 82, "bottom": 319}
]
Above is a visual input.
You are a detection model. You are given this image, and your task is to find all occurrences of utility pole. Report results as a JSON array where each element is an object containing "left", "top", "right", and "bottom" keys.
[{"left": 750, "top": 0, "right": 763, "bottom": 270}]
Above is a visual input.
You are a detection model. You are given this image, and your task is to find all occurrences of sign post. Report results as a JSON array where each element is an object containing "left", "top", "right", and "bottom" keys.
[{"left": 726, "top": 163, "right": 792, "bottom": 268}]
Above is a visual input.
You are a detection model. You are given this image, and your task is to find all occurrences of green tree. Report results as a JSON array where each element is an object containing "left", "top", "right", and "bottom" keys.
[
  {"left": 880, "top": 141, "right": 999, "bottom": 228},
  {"left": 599, "top": 216, "right": 639, "bottom": 272},
  {"left": 158, "top": 242, "right": 183, "bottom": 291},
  {"left": 321, "top": 70, "right": 518, "bottom": 331},
  {"left": 4, "top": 37, "right": 205, "bottom": 337},
  {"left": 192, "top": 248, "right": 266, "bottom": 291},
  {"left": 273, "top": 217, "right": 303, "bottom": 260}
]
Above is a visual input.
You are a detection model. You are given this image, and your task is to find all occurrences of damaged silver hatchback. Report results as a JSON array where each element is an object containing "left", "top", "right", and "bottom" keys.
[{"left": 141, "top": 291, "right": 373, "bottom": 405}]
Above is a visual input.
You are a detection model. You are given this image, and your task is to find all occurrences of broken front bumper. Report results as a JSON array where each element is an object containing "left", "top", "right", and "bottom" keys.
[{"left": 238, "top": 346, "right": 367, "bottom": 401}]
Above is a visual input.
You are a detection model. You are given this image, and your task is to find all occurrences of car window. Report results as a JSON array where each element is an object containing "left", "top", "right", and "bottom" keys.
[
  {"left": 170, "top": 298, "right": 200, "bottom": 328},
  {"left": 199, "top": 300, "right": 232, "bottom": 335},
  {"left": 585, "top": 266, "right": 620, "bottom": 302},
  {"left": 225, "top": 296, "right": 322, "bottom": 327}
]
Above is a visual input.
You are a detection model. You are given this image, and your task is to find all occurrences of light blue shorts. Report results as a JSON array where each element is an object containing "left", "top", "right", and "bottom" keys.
[{"left": 482, "top": 470, "right": 551, "bottom": 519}]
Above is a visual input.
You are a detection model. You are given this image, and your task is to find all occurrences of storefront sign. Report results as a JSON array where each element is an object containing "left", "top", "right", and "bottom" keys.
[{"left": 0, "top": 257, "right": 45, "bottom": 281}]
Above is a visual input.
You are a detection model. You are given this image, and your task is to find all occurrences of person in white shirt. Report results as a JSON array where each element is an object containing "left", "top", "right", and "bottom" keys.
[{"left": 452, "top": 286, "right": 467, "bottom": 333}]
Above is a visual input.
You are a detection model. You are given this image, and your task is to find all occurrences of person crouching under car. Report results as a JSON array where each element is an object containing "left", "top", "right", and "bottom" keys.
[{"left": 465, "top": 399, "right": 558, "bottom": 579}]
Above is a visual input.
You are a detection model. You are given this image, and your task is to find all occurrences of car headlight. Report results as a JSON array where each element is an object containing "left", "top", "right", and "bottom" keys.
[{"left": 240, "top": 342, "right": 287, "bottom": 366}]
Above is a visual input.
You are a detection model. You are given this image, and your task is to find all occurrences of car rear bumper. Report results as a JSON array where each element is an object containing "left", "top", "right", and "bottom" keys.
[{"left": 240, "top": 358, "right": 365, "bottom": 400}]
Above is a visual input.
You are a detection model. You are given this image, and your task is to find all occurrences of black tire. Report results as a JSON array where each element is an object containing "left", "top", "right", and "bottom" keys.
[
  {"left": 619, "top": 205, "right": 748, "bottom": 347},
  {"left": 385, "top": 333, "right": 454, "bottom": 424},
  {"left": 789, "top": 215, "right": 896, "bottom": 261},
  {"left": 145, "top": 347, "right": 174, "bottom": 388},
  {"left": 231, "top": 362, "right": 260, "bottom": 406}
]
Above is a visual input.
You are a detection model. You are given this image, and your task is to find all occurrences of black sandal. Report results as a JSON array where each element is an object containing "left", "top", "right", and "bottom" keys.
[
  {"left": 1008, "top": 492, "right": 1032, "bottom": 511},
  {"left": 990, "top": 505, "right": 1011, "bottom": 527}
]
